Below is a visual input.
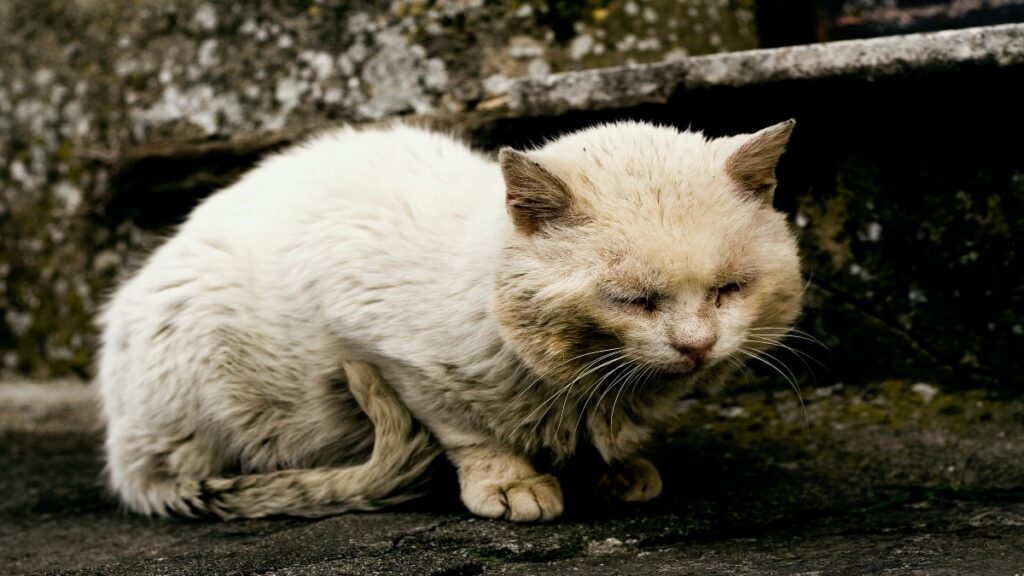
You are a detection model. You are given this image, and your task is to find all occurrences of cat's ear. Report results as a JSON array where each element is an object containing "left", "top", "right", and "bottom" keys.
[
  {"left": 724, "top": 119, "right": 795, "bottom": 203},
  {"left": 499, "top": 148, "right": 572, "bottom": 234}
]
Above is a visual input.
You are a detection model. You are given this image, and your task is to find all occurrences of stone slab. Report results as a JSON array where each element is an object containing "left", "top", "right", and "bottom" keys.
[{"left": 508, "top": 23, "right": 1024, "bottom": 115}]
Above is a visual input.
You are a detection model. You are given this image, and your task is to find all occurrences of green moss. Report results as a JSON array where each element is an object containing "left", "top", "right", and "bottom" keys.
[{"left": 790, "top": 137, "right": 1024, "bottom": 388}]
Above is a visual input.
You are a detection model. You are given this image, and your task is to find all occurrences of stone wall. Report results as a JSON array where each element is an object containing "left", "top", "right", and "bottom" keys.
[{"left": 0, "top": 0, "right": 757, "bottom": 378}]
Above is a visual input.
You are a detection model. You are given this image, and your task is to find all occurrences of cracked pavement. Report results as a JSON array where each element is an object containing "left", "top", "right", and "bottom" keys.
[{"left": 2, "top": 379, "right": 1023, "bottom": 575}]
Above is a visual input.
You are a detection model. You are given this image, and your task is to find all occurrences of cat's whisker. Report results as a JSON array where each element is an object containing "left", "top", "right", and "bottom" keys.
[
  {"left": 630, "top": 360, "right": 659, "bottom": 406},
  {"left": 801, "top": 274, "right": 814, "bottom": 298},
  {"left": 529, "top": 349, "right": 623, "bottom": 422},
  {"left": 517, "top": 350, "right": 631, "bottom": 438},
  {"left": 507, "top": 356, "right": 602, "bottom": 436},
  {"left": 543, "top": 351, "right": 622, "bottom": 403},
  {"left": 745, "top": 335, "right": 825, "bottom": 372},
  {"left": 749, "top": 329, "right": 828, "bottom": 350},
  {"left": 615, "top": 360, "right": 656, "bottom": 430},
  {"left": 749, "top": 344, "right": 802, "bottom": 389},
  {"left": 722, "top": 354, "right": 750, "bottom": 378},
  {"left": 746, "top": 336, "right": 821, "bottom": 389},
  {"left": 749, "top": 326, "right": 830, "bottom": 351},
  {"left": 599, "top": 369, "right": 634, "bottom": 434},
  {"left": 637, "top": 360, "right": 665, "bottom": 397},
  {"left": 553, "top": 351, "right": 633, "bottom": 432},
  {"left": 569, "top": 356, "right": 637, "bottom": 444},
  {"left": 571, "top": 359, "right": 625, "bottom": 411},
  {"left": 736, "top": 347, "right": 808, "bottom": 427},
  {"left": 593, "top": 360, "right": 643, "bottom": 429},
  {"left": 733, "top": 354, "right": 755, "bottom": 377},
  {"left": 749, "top": 340, "right": 819, "bottom": 393},
  {"left": 497, "top": 347, "right": 623, "bottom": 420},
  {"left": 626, "top": 360, "right": 653, "bottom": 402},
  {"left": 750, "top": 332, "right": 829, "bottom": 353},
  {"left": 742, "top": 346, "right": 805, "bottom": 402},
  {"left": 609, "top": 363, "right": 643, "bottom": 432}
]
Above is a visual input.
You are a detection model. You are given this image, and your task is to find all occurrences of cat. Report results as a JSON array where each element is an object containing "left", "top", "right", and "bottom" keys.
[{"left": 96, "top": 119, "right": 803, "bottom": 522}]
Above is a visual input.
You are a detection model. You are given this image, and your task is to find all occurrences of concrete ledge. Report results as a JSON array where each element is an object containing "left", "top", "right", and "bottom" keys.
[
  {"left": 0, "top": 380, "right": 99, "bottom": 434},
  {"left": 507, "top": 23, "right": 1024, "bottom": 115}
]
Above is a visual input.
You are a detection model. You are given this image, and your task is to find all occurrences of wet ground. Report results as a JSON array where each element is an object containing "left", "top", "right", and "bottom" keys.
[{"left": 2, "top": 380, "right": 1023, "bottom": 575}]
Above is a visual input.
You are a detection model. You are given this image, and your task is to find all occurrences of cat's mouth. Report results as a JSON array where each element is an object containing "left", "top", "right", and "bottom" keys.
[{"left": 659, "top": 357, "right": 702, "bottom": 374}]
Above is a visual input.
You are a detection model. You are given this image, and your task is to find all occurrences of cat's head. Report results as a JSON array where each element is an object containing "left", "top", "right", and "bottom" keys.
[{"left": 494, "top": 121, "right": 803, "bottom": 391}]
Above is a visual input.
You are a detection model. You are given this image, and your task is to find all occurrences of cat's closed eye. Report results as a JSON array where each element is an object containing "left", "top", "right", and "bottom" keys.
[
  {"left": 714, "top": 282, "right": 744, "bottom": 307},
  {"left": 606, "top": 291, "right": 659, "bottom": 313}
]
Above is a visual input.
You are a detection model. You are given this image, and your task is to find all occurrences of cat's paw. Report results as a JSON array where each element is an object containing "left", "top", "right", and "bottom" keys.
[
  {"left": 462, "top": 473, "right": 564, "bottom": 522},
  {"left": 594, "top": 457, "right": 662, "bottom": 502}
]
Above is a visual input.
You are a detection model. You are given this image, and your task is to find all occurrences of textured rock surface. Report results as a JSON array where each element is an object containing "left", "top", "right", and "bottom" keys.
[
  {"left": 3, "top": 379, "right": 1023, "bottom": 575},
  {"left": 508, "top": 23, "right": 1024, "bottom": 114},
  {"left": 0, "top": 0, "right": 756, "bottom": 378}
]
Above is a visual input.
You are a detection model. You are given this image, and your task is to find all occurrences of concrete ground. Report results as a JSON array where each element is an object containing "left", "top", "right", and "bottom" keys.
[{"left": 2, "top": 379, "right": 1023, "bottom": 575}]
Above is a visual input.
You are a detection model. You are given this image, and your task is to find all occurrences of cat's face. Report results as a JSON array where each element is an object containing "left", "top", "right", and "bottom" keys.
[{"left": 494, "top": 121, "right": 802, "bottom": 390}]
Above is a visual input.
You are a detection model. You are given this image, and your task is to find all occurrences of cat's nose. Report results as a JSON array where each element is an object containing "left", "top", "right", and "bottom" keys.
[{"left": 671, "top": 338, "right": 716, "bottom": 365}]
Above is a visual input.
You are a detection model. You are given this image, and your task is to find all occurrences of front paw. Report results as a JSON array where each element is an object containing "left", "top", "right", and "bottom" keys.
[
  {"left": 594, "top": 457, "right": 662, "bottom": 502},
  {"left": 462, "top": 474, "right": 564, "bottom": 522}
]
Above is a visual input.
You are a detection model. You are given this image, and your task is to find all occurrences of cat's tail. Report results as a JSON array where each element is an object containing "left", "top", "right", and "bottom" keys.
[{"left": 189, "top": 363, "right": 439, "bottom": 519}]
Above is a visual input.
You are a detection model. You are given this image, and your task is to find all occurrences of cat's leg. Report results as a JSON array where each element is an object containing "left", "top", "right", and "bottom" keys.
[
  {"left": 586, "top": 412, "right": 662, "bottom": 502},
  {"left": 592, "top": 456, "right": 663, "bottom": 502},
  {"left": 443, "top": 442, "right": 564, "bottom": 522},
  {"left": 197, "top": 362, "right": 440, "bottom": 519}
]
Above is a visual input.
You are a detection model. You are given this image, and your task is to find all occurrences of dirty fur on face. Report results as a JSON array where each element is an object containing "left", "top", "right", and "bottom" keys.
[{"left": 97, "top": 120, "right": 802, "bottom": 522}]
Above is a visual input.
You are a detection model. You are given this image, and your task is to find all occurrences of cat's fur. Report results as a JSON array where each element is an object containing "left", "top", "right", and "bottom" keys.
[{"left": 97, "top": 120, "right": 802, "bottom": 521}]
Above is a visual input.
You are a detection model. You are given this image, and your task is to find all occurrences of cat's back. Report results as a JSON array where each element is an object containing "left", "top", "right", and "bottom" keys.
[
  {"left": 111, "top": 124, "right": 502, "bottom": 305},
  {"left": 99, "top": 124, "right": 503, "bottom": 382},
  {"left": 191, "top": 124, "right": 500, "bottom": 232}
]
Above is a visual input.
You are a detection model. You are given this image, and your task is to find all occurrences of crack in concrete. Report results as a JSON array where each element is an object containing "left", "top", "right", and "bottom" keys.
[{"left": 385, "top": 516, "right": 471, "bottom": 553}]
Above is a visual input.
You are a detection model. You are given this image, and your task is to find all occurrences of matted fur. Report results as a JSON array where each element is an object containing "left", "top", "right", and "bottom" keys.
[{"left": 97, "top": 121, "right": 802, "bottom": 521}]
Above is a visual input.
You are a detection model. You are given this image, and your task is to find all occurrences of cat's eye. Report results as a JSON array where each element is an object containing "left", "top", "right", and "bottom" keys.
[
  {"left": 609, "top": 293, "right": 658, "bottom": 313},
  {"left": 714, "top": 282, "right": 743, "bottom": 307}
]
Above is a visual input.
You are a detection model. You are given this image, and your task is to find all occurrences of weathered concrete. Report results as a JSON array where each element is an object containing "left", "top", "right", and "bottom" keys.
[
  {"left": 0, "top": 380, "right": 99, "bottom": 435},
  {"left": 507, "top": 22, "right": 1024, "bottom": 115},
  {"left": 3, "top": 379, "right": 1023, "bottom": 575}
]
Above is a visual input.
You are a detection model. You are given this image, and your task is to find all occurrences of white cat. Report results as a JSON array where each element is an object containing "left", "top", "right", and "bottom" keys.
[{"left": 97, "top": 120, "right": 802, "bottom": 521}]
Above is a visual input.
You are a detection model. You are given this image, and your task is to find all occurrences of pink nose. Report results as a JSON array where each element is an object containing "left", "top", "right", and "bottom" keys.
[{"left": 672, "top": 339, "right": 715, "bottom": 365}]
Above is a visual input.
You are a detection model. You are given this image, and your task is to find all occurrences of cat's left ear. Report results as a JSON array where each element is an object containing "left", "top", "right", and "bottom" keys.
[
  {"left": 723, "top": 119, "right": 795, "bottom": 203},
  {"left": 499, "top": 148, "right": 572, "bottom": 234}
]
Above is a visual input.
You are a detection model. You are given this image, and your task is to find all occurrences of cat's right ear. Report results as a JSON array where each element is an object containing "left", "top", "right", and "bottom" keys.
[
  {"left": 499, "top": 148, "right": 572, "bottom": 234},
  {"left": 723, "top": 119, "right": 795, "bottom": 204}
]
